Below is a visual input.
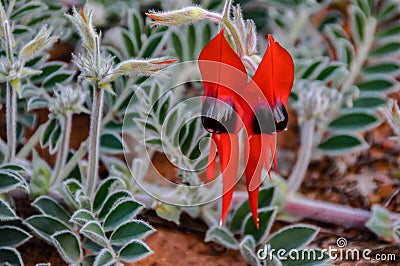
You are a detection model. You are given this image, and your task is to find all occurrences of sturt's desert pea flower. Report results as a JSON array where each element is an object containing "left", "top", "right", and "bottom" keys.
[{"left": 199, "top": 30, "right": 294, "bottom": 228}]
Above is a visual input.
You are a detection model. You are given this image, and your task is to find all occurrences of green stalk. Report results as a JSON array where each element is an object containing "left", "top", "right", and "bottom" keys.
[
  {"left": 50, "top": 113, "right": 72, "bottom": 187},
  {"left": 287, "top": 119, "right": 315, "bottom": 196},
  {"left": 5, "top": 81, "right": 16, "bottom": 163}
]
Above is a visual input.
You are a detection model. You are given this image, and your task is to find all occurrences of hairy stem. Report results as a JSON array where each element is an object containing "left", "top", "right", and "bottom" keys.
[
  {"left": 16, "top": 122, "right": 47, "bottom": 159},
  {"left": 5, "top": 81, "right": 17, "bottom": 163},
  {"left": 287, "top": 119, "right": 315, "bottom": 196},
  {"left": 59, "top": 140, "right": 88, "bottom": 182},
  {"left": 222, "top": 17, "right": 244, "bottom": 57},
  {"left": 86, "top": 87, "right": 104, "bottom": 197},
  {"left": 50, "top": 113, "right": 72, "bottom": 188}
]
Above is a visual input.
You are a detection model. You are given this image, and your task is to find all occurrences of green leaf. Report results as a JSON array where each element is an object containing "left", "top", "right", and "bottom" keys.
[
  {"left": 328, "top": 112, "right": 380, "bottom": 131},
  {"left": 30, "top": 153, "right": 52, "bottom": 198},
  {"left": 140, "top": 31, "right": 164, "bottom": 58},
  {"left": 70, "top": 209, "right": 95, "bottom": 226},
  {"left": 267, "top": 224, "right": 319, "bottom": 253},
  {"left": 25, "top": 215, "right": 69, "bottom": 242},
  {"left": 205, "top": 226, "right": 239, "bottom": 249},
  {"left": 80, "top": 221, "right": 108, "bottom": 247},
  {"left": 357, "top": 78, "right": 397, "bottom": 93},
  {"left": 230, "top": 186, "right": 275, "bottom": 232},
  {"left": 371, "top": 42, "right": 400, "bottom": 57},
  {"left": 0, "top": 226, "right": 31, "bottom": 247},
  {"left": 49, "top": 123, "right": 62, "bottom": 154},
  {"left": 171, "top": 33, "right": 183, "bottom": 59},
  {"left": 119, "top": 240, "right": 153, "bottom": 262},
  {"left": 393, "top": 225, "right": 400, "bottom": 242},
  {"left": 31, "top": 62, "right": 64, "bottom": 83},
  {"left": 242, "top": 207, "right": 277, "bottom": 244},
  {"left": 42, "top": 71, "right": 74, "bottom": 89},
  {"left": 100, "top": 133, "right": 125, "bottom": 154},
  {"left": 110, "top": 220, "right": 155, "bottom": 245},
  {"left": 51, "top": 230, "right": 82, "bottom": 264},
  {"left": 121, "top": 29, "right": 137, "bottom": 57},
  {"left": 0, "top": 170, "right": 26, "bottom": 193},
  {"left": 317, "top": 134, "right": 368, "bottom": 155},
  {"left": 0, "top": 199, "right": 17, "bottom": 221},
  {"left": 94, "top": 249, "right": 114, "bottom": 266},
  {"left": 240, "top": 236, "right": 260, "bottom": 266},
  {"left": 41, "top": 119, "right": 57, "bottom": 147},
  {"left": 353, "top": 97, "right": 386, "bottom": 108},
  {"left": 98, "top": 190, "right": 132, "bottom": 220},
  {"left": 0, "top": 164, "right": 25, "bottom": 173},
  {"left": 0, "top": 247, "right": 23, "bottom": 266},
  {"left": 366, "top": 205, "right": 393, "bottom": 238},
  {"left": 377, "top": 25, "right": 400, "bottom": 39},
  {"left": 103, "top": 199, "right": 143, "bottom": 231},
  {"left": 362, "top": 62, "right": 400, "bottom": 74},
  {"left": 350, "top": 6, "right": 366, "bottom": 44},
  {"left": 32, "top": 196, "right": 71, "bottom": 225},
  {"left": 188, "top": 25, "right": 196, "bottom": 58},
  {"left": 155, "top": 203, "right": 181, "bottom": 225},
  {"left": 93, "top": 177, "right": 125, "bottom": 212},
  {"left": 11, "top": 2, "right": 45, "bottom": 19}
]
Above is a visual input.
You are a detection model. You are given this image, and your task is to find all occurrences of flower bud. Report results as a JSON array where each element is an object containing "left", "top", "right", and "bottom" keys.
[
  {"left": 19, "top": 25, "right": 57, "bottom": 61},
  {"left": 114, "top": 57, "right": 178, "bottom": 77},
  {"left": 245, "top": 20, "right": 257, "bottom": 55},
  {"left": 146, "top": 7, "right": 207, "bottom": 26}
]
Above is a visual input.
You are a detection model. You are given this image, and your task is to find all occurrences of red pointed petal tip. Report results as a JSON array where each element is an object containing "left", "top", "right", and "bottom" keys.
[
  {"left": 245, "top": 135, "right": 264, "bottom": 229},
  {"left": 262, "top": 134, "right": 276, "bottom": 180},
  {"left": 206, "top": 134, "right": 218, "bottom": 181},
  {"left": 215, "top": 133, "right": 239, "bottom": 227}
]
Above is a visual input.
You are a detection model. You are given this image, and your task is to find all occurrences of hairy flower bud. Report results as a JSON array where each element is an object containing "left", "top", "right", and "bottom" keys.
[
  {"left": 19, "top": 25, "right": 57, "bottom": 61},
  {"left": 65, "top": 7, "right": 97, "bottom": 52},
  {"left": 245, "top": 20, "right": 257, "bottom": 55},
  {"left": 146, "top": 7, "right": 208, "bottom": 26},
  {"left": 114, "top": 58, "right": 178, "bottom": 77},
  {"left": 382, "top": 100, "right": 400, "bottom": 139},
  {"left": 50, "top": 86, "right": 88, "bottom": 116}
]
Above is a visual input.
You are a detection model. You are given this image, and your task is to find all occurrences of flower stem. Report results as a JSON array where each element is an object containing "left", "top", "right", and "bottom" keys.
[
  {"left": 86, "top": 87, "right": 104, "bottom": 197},
  {"left": 5, "top": 81, "right": 17, "bottom": 163},
  {"left": 50, "top": 113, "right": 72, "bottom": 188},
  {"left": 287, "top": 119, "right": 315, "bottom": 196},
  {"left": 16, "top": 122, "right": 47, "bottom": 159}
]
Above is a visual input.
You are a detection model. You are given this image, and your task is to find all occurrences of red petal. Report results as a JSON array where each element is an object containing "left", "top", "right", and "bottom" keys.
[
  {"left": 199, "top": 29, "right": 248, "bottom": 102},
  {"left": 215, "top": 133, "right": 239, "bottom": 227},
  {"left": 206, "top": 133, "right": 218, "bottom": 181},
  {"left": 245, "top": 134, "right": 265, "bottom": 229},
  {"left": 262, "top": 134, "right": 275, "bottom": 180},
  {"left": 251, "top": 35, "right": 294, "bottom": 106}
]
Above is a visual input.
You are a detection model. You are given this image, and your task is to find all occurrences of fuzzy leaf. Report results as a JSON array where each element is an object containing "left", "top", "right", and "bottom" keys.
[
  {"left": 0, "top": 199, "right": 17, "bottom": 221},
  {"left": 42, "top": 70, "right": 74, "bottom": 89},
  {"left": 357, "top": 77, "right": 397, "bottom": 93},
  {"left": 70, "top": 209, "right": 95, "bottom": 226},
  {"left": 242, "top": 207, "right": 277, "bottom": 244},
  {"left": 31, "top": 62, "right": 64, "bottom": 84},
  {"left": 0, "top": 226, "right": 31, "bottom": 247},
  {"left": 100, "top": 133, "right": 125, "bottom": 154},
  {"left": 0, "top": 164, "right": 25, "bottom": 173},
  {"left": 98, "top": 190, "right": 132, "bottom": 220},
  {"left": 267, "top": 224, "right": 319, "bottom": 253},
  {"left": 371, "top": 42, "right": 400, "bottom": 57},
  {"left": 51, "top": 230, "right": 82, "bottom": 264},
  {"left": 0, "top": 170, "right": 26, "bottom": 193},
  {"left": 103, "top": 199, "right": 143, "bottom": 231},
  {"left": 80, "top": 221, "right": 108, "bottom": 247},
  {"left": 25, "top": 215, "right": 69, "bottom": 242},
  {"left": 240, "top": 236, "right": 260, "bottom": 266},
  {"left": 317, "top": 134, "right": 368, "bottom": 155},
  {"left": 366, "top": 205, "right": 393, "bottom": 238},
  {"left": 155, "top": 203, "right": 181, "bottom": 225},
  {"left": 230, "top": 187, "right": 274, "bottom": 232},
  {"left": 0, "top": 247, "right": 23, "bottom": 266},
  {"left": 11, "top": 2, "right": 45, "bottom": 19},
  {"left": 118, "top": 240, "right": 152, "bottom": 262},
  {"left": 93, "top": 177, "right": 126, "bottom": 212},
  {"left": 205, "top": 226, "right": 239, "bottom": 249},
  {"left": 41, "top": 119, "right": 57, "bottom": 147},
  {"left": 94, "top": 249, "right": 114, "bottom": 266},
  {"left": 328, "top": 112, "right": 380, "bottom": 131},
  {"left": 32, "top": 196, "right": 71, "bottom": 226},
  {"left": 352, "top": 97, "right": 386, "bottom": 109},
  {"left": 110, "top": 220, "right": 155, "bottom": 245}
]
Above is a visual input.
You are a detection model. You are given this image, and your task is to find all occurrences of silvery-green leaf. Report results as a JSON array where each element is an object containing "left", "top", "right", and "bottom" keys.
[
  {"left": 93, "top": 177, "right": 126, "bottom": 212},
  {"left": 32, "top": 196, "right": 71, "bottom": 226},
  {"left": 366, "top": 205, "right": 393, "bottom": 238},
  {"left": 93, "top": 249, "right": 114, "bottom": 266},
  {"left": 155, "top": 203, "right": 181, "bottom": 225},
  {"left": 242, "top": 207, "right": 278, "bottom": 244},
  {"left": 0, "top": 247, "right": 23, "bottom": 266},
  {"left": 0, "top": 199, "right": 17, "bottom": 221},
  {"left": 70, "top": 209, "right": 95, "bottom": 226},
  {"left": 240, "top": 235, "right": 260, "bottom": 266},
  {"left": 25, "top": 215, "right": 69, "bottom": 243},
  {"left": 118, "top": 240, "right": 152, "bottom": 262},
  {"left": 80, "top": 221, "right": 108, "bottom": 247},
  {"left": 0, "top": 226, "right": 31, "bottom": 247},
  {"left": 98, "top": 190, "right": 132, "bottom": 220},
  {"left": 51, "top": 230, "right": 82, "bottom": 264},
  {"left": 103, "top": 199, "right": 143, "bottom": 231},
  {"left": 205, "top": 226, "right": 239, "bottom": 249},
  {"left": 110, "top": 220, "right": 155, "bottom": 245}
]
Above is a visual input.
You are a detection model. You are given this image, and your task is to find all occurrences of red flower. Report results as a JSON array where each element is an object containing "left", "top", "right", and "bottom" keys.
[{"left": 199, "top": 30, "right": 294, "bottom": 228}]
